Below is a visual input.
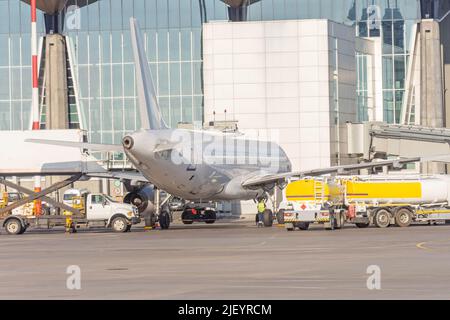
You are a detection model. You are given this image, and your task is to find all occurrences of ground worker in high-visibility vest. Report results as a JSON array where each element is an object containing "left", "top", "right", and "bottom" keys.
[{"left": 257, "top": 199, "right": 266, "bottom": 227}]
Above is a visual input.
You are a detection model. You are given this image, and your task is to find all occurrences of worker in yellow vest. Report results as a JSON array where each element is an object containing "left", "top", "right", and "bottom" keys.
[{"left": 257, "top": 199, "right": 266, "bottom": 227}]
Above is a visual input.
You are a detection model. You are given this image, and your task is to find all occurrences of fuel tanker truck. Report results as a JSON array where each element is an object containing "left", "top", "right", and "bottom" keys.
[{"left": 279, "top": 175, "right": 450, "bottom": 231}]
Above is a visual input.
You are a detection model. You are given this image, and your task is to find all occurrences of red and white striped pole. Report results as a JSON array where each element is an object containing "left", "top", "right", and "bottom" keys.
[{"left": 31, "top": 0, "right": 41, "bottom": 215}]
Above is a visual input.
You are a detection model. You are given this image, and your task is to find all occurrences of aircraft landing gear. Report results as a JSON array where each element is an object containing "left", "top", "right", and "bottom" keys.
[{"left": 159, "top": 210, "right": 171, "bottom": 229}]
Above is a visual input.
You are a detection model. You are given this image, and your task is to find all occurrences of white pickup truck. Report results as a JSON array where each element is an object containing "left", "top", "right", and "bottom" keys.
[{"left": 2, "top": 192, "right": 141, "bottom": 235}]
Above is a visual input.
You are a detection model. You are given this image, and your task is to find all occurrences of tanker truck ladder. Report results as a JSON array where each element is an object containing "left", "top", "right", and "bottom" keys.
[{"left": 313, "top": 180, "right": 325, "bottom": 204}]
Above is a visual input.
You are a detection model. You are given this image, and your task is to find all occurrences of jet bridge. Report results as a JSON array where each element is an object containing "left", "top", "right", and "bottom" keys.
[{"left": 347, "top": 122, "right": 450, "bottom": 165}]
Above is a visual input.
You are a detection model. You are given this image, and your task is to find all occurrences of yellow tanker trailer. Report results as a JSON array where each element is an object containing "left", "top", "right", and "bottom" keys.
[
  {"left": 343, "top": 175, "right": 450, "bottom": 228},
  {"left": 280, "top": 175, "right": 450, "bottom": 230}
]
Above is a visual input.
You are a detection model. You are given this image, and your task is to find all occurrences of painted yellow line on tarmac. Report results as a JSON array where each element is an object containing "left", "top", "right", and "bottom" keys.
[{"left": 416, "top": 242, "right": 432, "bottom": 250}]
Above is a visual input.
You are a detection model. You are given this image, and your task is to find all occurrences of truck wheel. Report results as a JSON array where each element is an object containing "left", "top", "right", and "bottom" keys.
[
  {"left": 276, "top": 209, "right": 285, "bottom": 224},
  {"left": 295, "top": 222, "right": 310, "bottom": 230},
  {"left": 205, "top": 210, "right": 216, "bottom": 224},
  {"left": 334, "top": 211, "right": 345, "bottom": 229},
  {"left": 159, "top": 211, "right": 171, "bottom": 230},
  {"left": 111, "top": 216, "right": 129, "bottom": 233},
  {"left": 374, "top": 209, "right": 391, "bottom": 228},
  {"left": 395, "top": 208, "right": 412, "bottom": 227},
  {"left": 355, "top": 222, "right": 370, "bottom": 228},
  {"left": 5, "top": 218, "right": 24, "bottom": 235},
  {"left": 263, "top": 209, "right": 273, "bottom": 227}
]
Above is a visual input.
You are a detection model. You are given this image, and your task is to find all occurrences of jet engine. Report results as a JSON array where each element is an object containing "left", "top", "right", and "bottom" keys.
[{"left": 123, "top": 184, "right": 155, "bottom": 215}]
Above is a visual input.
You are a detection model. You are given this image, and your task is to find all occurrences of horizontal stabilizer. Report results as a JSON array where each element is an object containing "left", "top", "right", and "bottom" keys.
[{"left": 25, "top": 139, "right": 123, "bottom": 152}]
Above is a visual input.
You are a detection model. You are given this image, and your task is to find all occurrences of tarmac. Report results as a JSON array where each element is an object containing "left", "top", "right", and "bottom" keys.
[{"left": 0, "top": 221, "right": 450, "bottom": 299}]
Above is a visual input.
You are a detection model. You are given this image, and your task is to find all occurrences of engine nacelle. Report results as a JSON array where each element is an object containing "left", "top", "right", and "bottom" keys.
[{"left": 123, "top": 184, "right": 155, "bottom": 214}]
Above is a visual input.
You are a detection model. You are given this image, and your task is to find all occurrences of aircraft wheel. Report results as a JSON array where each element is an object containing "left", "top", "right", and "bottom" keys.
[
  {"left": 205, "top": 210, "right": 216, "bottom": 224},
  {"left": 374, "top": 209, "right": 391, "bottom": 228},
  {"left": 263, "top": 209, "right": 273, "bottom": 227},
  {"left": 276, "top": 209, "right": 285, "bottom": 224},
  {"left": 159, "top": 211, "right": 171, "bottom": 230},
  {"left": 394, "top": 208, "right": 412, "bottom": 227}
]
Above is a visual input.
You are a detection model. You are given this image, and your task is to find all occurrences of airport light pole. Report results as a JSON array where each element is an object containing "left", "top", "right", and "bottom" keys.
[{"left": 31, "top": 0, "right": 42, "bottom": 215}]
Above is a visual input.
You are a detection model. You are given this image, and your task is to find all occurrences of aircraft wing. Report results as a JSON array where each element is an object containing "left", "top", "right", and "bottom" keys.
[
  {"left": 241, "top": 155, "right": 450, "bottom": 188},
  {"left": 85, "top": 171, "right": 149, "bottom": 182}
]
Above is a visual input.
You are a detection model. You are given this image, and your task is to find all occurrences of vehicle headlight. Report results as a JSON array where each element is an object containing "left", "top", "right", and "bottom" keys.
[{"left": 127, "top": 211, "right": 133, "bottom": 217}]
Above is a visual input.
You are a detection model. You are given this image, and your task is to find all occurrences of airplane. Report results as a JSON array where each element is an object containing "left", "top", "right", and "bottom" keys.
[{"left": 25, "top": 18, "right": 449, "bottom": 229}]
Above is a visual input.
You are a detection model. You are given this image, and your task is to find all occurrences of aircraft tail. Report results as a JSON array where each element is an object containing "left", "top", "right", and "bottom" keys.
[{"left": 130, "top": 18, "right": 168, "bottom": 130}]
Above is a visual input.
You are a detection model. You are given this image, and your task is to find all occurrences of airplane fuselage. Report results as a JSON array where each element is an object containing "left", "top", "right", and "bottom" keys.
[{"left": 123, "top": 129, "right": 291, "bottom": 201}]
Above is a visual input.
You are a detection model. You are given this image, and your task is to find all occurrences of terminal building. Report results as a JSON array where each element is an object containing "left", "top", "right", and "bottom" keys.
[{"left": 0, "top": 0, "right": 449, "bottom": 214}]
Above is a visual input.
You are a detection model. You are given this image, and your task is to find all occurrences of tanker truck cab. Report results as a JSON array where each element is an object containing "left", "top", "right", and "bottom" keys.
[{"left": 85, "top": 193, "right": 140, "bottom": 232}]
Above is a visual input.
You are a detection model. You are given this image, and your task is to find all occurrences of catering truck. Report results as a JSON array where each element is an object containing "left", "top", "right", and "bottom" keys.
[
  {"left": 2, "top": 192, "right": 140, "bottom": 235},
  {"left": 280, "top": 175, "right": 450, "bottom": 231}
]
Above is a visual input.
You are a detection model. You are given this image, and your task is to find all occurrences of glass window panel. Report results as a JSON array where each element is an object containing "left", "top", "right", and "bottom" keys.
[
  {"left": 89, "top": 33, "right": 100, "bottom": 64},
  {"left": 99, "top": 0, "right": 111, "bottom": 30},
  {"left": 393, "top": 21, "right": 405, "bottom": 54},
  {"left": 262, "top": 0, "right": 274, "bottom": 21},
  {"left": 193, "top": 96, "right": 203, "bottom": 124},
  {"left": 0, "top": 102, "right": 11, "bottom": 130},
  {"left": 146, "top": 30, "right": 157, "bottom": 62},
  {"left": 101, "top": 98, "right": 113, "bottom": 130},
  {"left": 192, "top": 29, "right": 201, "bottom": 61},
  {"left": 383, "top": 90, "right": 394, "bottom": 123},
  {"left": 110, "top": 0, "right": 122, "bottom": 30},
  {"left": 382, "top": 21, "right": 393, "bottom": 54},
  {"left": 21, "top": 66, "right": 31, "bottom": 98},
  {"left": 88, "top": 1, "right": 100, "bottom": 31},
  {"left": 170, "top": 97, "right": 181, "bottom": 126},
  {"left": 157, "top": 0, "right": 169, "bottom": 28},
  {"left": 102, "top": 132, "right": 113, "bottom": 144},
  {"left": 9, "top": 0, "right": 19, "bottom": 34},
  {"left": 170, "top": 62, "right": 180, "bottom": 95},
  {"left": 90, "top": 65, "right": 100, "bottom": 97},
  {"left": 101, "top": 31, "right": 111, "bottom": 63},
  {"left": 159, "top": 97, "right": 170, "bottom": 126},
  {"left": 78, "top": 5, "right": 89, "bottom": 32},
  {"left": 77, "top": 33, "right": 89, "bottom": 65},
  {"left": 113, "top": 98, "right": 124, "bottom": 131},
  {"left": 193, "top": 62, "right": 202, "bottom": 95},
  {"left": 124, "top": 97, "right": 136, "bottom": 130},
  {"left": 182, "top": 96, "right": 192, "bottom": 122},
  {"left": 168, "top": 0, "right": 180, "bottom": 28},
  {"left": 214, "top": 0, "right": 228, "bottom": 20},
  {"left": 0, "top": 34, "right": 9, "bottom": 66},
  {"left": 285, "top": 0, "right": 298, "bottom": 20},
  {"left": 122, "top": 31, "right": 132, "bottom": 62},
  {"left": 101, "top": 66, "right": 111, "bottom": 96},
  {"left": 122, "top": 0, "right": 134, "bottom": 30},
  {"left": 180, "top": 30, "right": 191, "bottom": 61},
  {"left": 382, "top": 56, "right": 393, "bottom": 89},
  {"left": 10, "top": 35, "right": 20, "bottom": 66},
  {"left": 394, "top": 56, "right": 405, "bottom": 89},
  {"left": 123, "top": 64, "right": 135, "bottom": 96},
  {"left": 0, "top": 68, "right": 9, "bottom": 97},
  {"left": 111, "top": 31, "right": 122, "bottom": 63},
  {"left": 134, "top": 0, "right": 147, "bottom": 27},
  {"left": 180, "top": 1, "right": 192, "bottom": 27},
  {"left": 191, "top": 0, "right": 201, "bottom": 27},
  {"left": 21, "top": 34, "right": 30, "bottom": 66},
  {"left": 11, "top": 101, "right": 21, "bottom": 130},
  {"left": 0, "top": 1, "right": 9, "bottom": 33},
  {"left": 169, "top": 30, "right": 179, "bottom": 61},
  {"left": 158, "top": 31, "right": 168, "bottom": 62},
  {"left": 395, "top": 90, "right": 404, "bottom": 124},
  {"left": 11, "top": 69, "right": 21, "bottom": 99},
  {"left": 158, "top": 63, "right": 169, "bottom": 95},
  {"left": 112, "top": 64, "right": 123, "bottom": 96},
  {"left": 248, "top": 1, "right": 262, "bottom": 21},
  {"left": 181, "top": 62, "right": 192, "bottom": 95},
  {"left": 145, "top": 0, "right": 157, "bottom": 29}
]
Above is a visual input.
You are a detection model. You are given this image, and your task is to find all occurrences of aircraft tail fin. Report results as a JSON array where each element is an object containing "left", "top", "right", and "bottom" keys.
[{"left": 130, "top": 17, "right": 168, "bottom": 130}]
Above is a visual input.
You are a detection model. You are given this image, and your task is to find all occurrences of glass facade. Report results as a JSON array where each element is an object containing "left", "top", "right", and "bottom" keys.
[{"left": 0, "top": 0, "right": 423, "bottom": 138}]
